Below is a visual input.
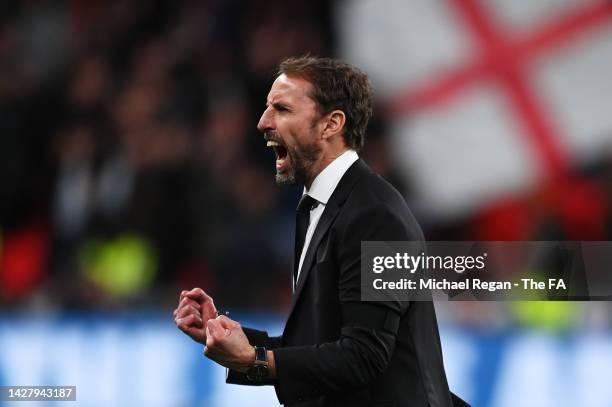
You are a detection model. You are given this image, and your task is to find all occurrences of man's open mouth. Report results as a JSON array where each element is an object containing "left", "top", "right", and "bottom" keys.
[
  {"left": 266, "top": 140, "right": 288, "bottom": 159},
  {"left": 266, "top": 140, "right": 289, "bottom": 171}
]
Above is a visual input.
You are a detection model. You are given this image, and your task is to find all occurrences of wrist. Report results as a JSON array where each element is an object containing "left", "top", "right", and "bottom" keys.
[
  {"left": 246, "top": 345, "right": 256, "bottom": 366},
  {"left": 236, "top": 346, "right": 256, "bottom": 373},
  {"left": 245, "top": 346, "right": 269, "bottom": 381}
]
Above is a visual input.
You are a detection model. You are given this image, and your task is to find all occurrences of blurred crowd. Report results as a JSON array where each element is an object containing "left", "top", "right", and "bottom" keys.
[
  {"left": 1, "top": 0, "right": 611, "bottom": 324},
  {"left": 0, "top": 0, "right": 337, "bottom": 310}
]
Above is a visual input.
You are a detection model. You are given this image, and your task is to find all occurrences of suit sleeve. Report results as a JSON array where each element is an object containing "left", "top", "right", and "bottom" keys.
[
  {"left": 225, "top": 327, "right": 282, "bottom": 386},
  {"left": 272, "top": 204, "right": 422, "bottom": 404}
]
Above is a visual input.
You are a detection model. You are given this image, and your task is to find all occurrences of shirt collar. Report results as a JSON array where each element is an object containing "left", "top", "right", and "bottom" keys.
[{"left": 304, "top": 150, "right": 359, "bottom": 205}]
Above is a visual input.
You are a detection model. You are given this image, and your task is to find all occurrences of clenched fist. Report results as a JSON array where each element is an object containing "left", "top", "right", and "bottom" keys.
[
  {"left": 173, "top": 288, "right": 217, "bottom": 344},
  {"left": 204, "top": 315, "right": 255, "bottom": 372}
]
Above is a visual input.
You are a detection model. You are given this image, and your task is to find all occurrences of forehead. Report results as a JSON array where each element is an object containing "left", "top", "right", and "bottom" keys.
[{"left": 267, "top": 74, "right": 315, "bottom": 105}]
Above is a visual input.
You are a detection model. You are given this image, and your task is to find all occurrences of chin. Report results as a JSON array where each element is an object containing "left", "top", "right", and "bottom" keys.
[{"left": 275, "top": 171, "right": 297, "bottom": 186}]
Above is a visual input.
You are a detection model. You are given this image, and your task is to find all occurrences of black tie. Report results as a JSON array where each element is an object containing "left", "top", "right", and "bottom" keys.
[{"left": 294, "top": 194, "right": 317, "bottom": 288}]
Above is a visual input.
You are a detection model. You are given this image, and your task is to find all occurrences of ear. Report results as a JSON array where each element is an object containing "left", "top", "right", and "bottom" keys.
[{"left": 321, "top": 110, "right": 346, "bottom": 141}]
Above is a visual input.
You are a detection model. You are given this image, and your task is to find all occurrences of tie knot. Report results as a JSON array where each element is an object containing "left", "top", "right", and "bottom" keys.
[{"left": 297, "top": 194, "right": 318, "bottom": 213}]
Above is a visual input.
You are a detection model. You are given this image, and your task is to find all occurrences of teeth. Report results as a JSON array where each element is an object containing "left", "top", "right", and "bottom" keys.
[{"left": 267, "top": 141, "right": 281, "bottom": 147}]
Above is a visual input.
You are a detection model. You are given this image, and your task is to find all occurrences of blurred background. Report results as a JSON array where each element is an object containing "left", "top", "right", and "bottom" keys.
[{"left": 1, "top": 0, "right": 612, "bottom": 406}]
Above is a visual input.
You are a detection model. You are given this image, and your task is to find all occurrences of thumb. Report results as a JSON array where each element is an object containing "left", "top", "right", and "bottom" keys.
[
  {"left": 206, "top": 319, "right": 218, "bottom": 337},
  {"left": 207, "top": 318, "right": 230, "bottom": 337},
  {"left": 216, "top": 315, "right": 236, "bottom": 330}
]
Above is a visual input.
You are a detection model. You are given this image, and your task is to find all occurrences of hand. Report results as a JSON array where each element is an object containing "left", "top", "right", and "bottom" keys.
[
  {"left": 204, "top": 315, "right": 255, "bottom": 372},
  {"left": 173, "top": 288, "right": 217, "bottom": 344}
]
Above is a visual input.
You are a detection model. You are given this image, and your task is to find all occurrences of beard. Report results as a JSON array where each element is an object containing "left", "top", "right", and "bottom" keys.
[{"left": 275, "top": 140, "right": 321, "bottom": 186}]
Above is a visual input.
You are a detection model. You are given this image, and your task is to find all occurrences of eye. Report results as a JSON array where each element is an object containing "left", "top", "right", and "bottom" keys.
[{"left": 272, "top": 103, "right": 291, "bottom": 112}]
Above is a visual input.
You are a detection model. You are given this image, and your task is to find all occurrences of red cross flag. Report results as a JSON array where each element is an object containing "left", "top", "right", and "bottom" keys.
[{"left": 338, "top": 0, "right": 612, "bottom": 221}]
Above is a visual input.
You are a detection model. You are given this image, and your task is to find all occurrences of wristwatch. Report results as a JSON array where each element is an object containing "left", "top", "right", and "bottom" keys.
[{"left": 246, "top": 346, "right": 269, "bottom": 382}]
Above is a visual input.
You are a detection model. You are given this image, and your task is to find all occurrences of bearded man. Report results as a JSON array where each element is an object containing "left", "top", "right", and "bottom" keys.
[{"left": 174, "top": 56, "right": 466, "bottom": 407}]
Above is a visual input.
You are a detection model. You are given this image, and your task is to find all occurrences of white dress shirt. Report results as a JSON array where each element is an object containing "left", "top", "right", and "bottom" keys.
[{"left": 294, "top": 149, "right": 359, "bottom": 288}]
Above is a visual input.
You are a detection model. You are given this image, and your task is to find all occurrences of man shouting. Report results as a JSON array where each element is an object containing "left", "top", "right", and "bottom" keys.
[{"left": 174, "top": 56, "right": 461, "bottom": 407}]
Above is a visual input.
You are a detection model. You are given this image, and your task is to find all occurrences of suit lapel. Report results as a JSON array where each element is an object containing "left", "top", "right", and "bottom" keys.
[
  {"left": 291, "top": 199, "right": 340, "bottom": 304},
  {"left": 286, "top": 159, "right": 371, "bottom": 322}
]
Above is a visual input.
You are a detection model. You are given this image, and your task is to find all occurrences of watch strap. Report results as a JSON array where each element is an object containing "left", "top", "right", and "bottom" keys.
[
  {"left": 246, "top": 346, "right": 269, "bottom": 382},
  {"left": 254, "top": 346, "right": 267, "bottom": 364}
]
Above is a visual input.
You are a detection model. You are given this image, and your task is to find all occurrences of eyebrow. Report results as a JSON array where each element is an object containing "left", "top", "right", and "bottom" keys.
[{"left": 266, "top": 101, "right": 292, "bottom": 111}]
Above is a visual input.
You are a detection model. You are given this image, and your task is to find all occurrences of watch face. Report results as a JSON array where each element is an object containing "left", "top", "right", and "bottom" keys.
[{"left": 255, "top": 346, "right": 267, "bottom": 362}]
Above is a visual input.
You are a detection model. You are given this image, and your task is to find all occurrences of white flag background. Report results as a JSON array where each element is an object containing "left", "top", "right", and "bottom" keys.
[{"left": 337, "top": 0, "right": 612, "bottom": 221}]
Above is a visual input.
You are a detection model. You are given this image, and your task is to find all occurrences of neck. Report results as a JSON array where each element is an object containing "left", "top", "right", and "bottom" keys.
[{"left": 304, "top": 147, "right": 351, "bottom": 190}]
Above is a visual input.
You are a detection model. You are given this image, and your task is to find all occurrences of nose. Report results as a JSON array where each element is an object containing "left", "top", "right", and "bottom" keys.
[{"left": 257, "top": 107, "right": 273, "bottom": 133}]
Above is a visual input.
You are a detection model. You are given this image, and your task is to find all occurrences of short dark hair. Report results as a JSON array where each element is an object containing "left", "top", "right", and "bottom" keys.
[{"left": 278, "top": 55, "right": 374, "bottom": 151}]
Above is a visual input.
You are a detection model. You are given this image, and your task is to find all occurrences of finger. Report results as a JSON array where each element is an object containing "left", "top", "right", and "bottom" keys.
[
  {"left": 207, "top": 318, "right": 230, "bottom": 340},
  {"left": 206, "top": 318, "right": 219, "bottom": 338},
  {"left": 175, "top": 305, "right": 201, "bottom": 320},
  {"left": 185, "top": 288, "right": 214, "bottom": 306},
  {"left": 211, "top": 318, "right": 232, "bottom": 337},
  {"left": 205, "top": 324, "right": 215, "bottom": 348},
  {"left": 216, "top": 315, "right": 240, "bottom": 330},
  {"left": 173, "top": 307, "right": 187, "bottom": 319},
  {"left": 183, "top": 325, "right": 205, "bottom": 340},
  {"left": 179, "top": 297, "right": 201, "bottom": 311},
  {"left": 216, "top": 315, "right": 231, "bottom": 328},
  {"left": 174, "top": 299, "right": 199, "bottom": 317},
  {"left": 184, "top": 287, "right": 206, "bottom": 301},
  {"left": 176, "top": 314, "right": 203, "bottom": 330},
  {"left": 176, "top": 315, "right": 202, "bottom": 332}
]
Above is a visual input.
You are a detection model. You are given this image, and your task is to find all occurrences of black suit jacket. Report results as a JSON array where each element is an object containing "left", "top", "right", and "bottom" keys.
[{"left": 228, "top": 159, "right": 458, "bottom": 407}]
